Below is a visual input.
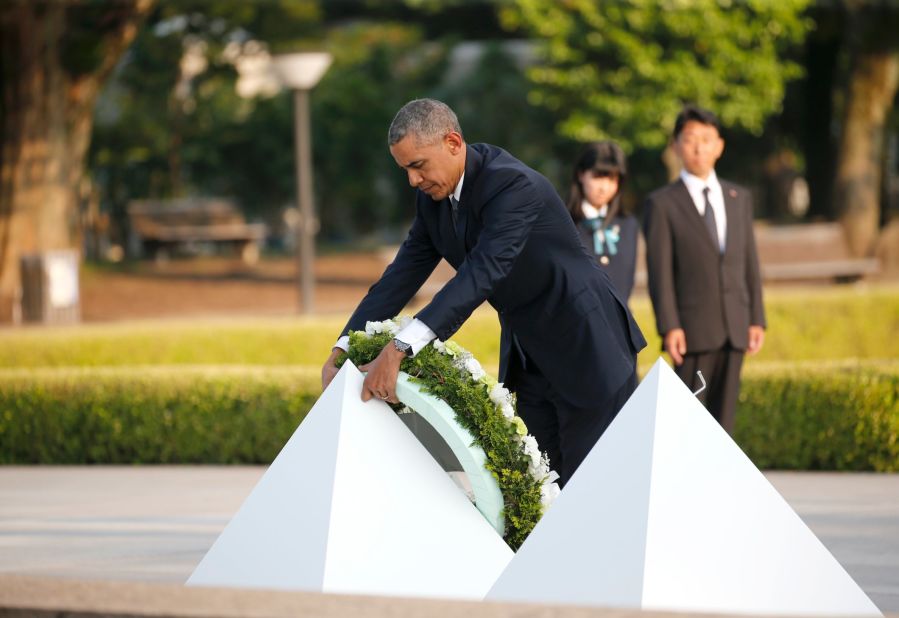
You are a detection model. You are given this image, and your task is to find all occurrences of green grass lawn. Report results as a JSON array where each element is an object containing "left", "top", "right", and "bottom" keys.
[{"left": 1, "top": 284, "right": 897, "bottom": 374}]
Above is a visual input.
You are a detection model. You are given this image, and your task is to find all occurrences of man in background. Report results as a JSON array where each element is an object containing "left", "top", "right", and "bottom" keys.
[{"left": 643, "top": 104, "right": 766, "bottom": 433}]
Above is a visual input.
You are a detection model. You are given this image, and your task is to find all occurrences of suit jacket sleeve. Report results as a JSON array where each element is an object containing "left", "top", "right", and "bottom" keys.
[
  {"left": 340, "top": 204, "right": 441, "bottom": 337},
  {"left": 416, "top": 170, "right": 541, "bottom": 340},
  {"left": 743, "top": 193, "right": 766, "bottom": 328},
  {"left": 643, "top": 193, "right": 681, "bottom": 336}
]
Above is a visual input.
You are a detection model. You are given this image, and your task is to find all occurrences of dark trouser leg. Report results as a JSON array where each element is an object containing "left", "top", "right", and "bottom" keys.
[
  {"left": 555, "top": 368, "right": 637, "bottom": 485},
  {"left": 513, "top": 366, "right": 562, "bottom": 480},
  {"left": 513, "top": 360, "right": 638, "bottom": 487},
  {"left": 708, "top": 347, "right": 744, "bottom": 433},
  {"left": 675, "top": 346, "right": 744, "bottom": 434}
]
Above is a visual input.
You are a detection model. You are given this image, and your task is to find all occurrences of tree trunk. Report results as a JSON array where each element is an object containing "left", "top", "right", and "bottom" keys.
[
  {"left": 802, "top": 4, "right": 843, "bottom": 221},
  {"left": 835, "top": 5, "right": 899, "bottom": 257},
  {"left": 0, "top": 0, "right": 152, "bottom": 322}
]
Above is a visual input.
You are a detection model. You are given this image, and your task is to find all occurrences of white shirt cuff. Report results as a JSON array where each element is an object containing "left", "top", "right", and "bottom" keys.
[
  {"left": 396, "top": 318, "right": 437, "bottom": 357},
  {"left": 334, "top": 319, "right": 435, "bottom": 357}
]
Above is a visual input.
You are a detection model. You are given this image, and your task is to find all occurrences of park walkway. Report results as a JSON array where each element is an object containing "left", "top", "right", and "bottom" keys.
[{"left": 0, "top": 466, "right": 896, "bottom": 613}]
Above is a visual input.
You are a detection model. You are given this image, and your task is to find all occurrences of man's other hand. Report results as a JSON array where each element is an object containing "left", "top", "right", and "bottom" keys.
[
  {"left": 747, "top": 325, "right": 765, "bottom": 355},
  {"left": 664, "top": 328, "right": 687, "bottom": 366},
  {"left": 321, "top": 348, "right": 343, "bottom": 392},
  {"left": 359, "top": 342, "right": 406, "bottom": 403}
]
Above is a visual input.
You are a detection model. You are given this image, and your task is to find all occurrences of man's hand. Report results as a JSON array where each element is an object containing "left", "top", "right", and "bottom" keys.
[
  {"left": 747, "top": 325, "right": 765, "bottom": 355},
  {"left": 359, "top": 342, "right": 406, "bottom": 403},
  {"left": 321, "top": 348, "right": 344, "bottom": 392},
  {"left": 664, "top": 328, "right": 687, "bottom": 366}
]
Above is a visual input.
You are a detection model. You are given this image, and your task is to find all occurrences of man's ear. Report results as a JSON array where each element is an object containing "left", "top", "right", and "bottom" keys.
[
  {"left": 714, "top": 136, "right": 725, "bottom": 160},
  {"left": 445, "top": 131, "right": 464, "bottom": 154}
]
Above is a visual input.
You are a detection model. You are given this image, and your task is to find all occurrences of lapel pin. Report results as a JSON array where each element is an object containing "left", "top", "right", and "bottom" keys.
[{"left": 729, "top": 189, "right": 738, "bottom": 198}]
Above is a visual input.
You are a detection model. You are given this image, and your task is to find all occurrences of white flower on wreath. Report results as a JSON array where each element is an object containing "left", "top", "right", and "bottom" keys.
[
  {"left": 489, "top": 383, "right": 516, "bottom": 420},
  {"left": 521, "top": 434, "right": 542, "bottom": 470},
  {"left": 365, "top": 319, "right": 399, "bottom": 336},
  {"left": 541, "top": 478, "right": 561, "bottom": 510},
  {"left": 463, "top": 356, "right": 486, "bottom": 381},
  {"left": 432, "top": 339, "right": 447, "bottom": 354}
]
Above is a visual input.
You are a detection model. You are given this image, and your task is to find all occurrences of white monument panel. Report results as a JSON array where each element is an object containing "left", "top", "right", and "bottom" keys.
[
  {"left": 487, "top": 364, "right": 661, "bottom": 607},
  {"left": 488, "top": 359, "right": 881, "bottom": 616},
  {"left": 186, "top": 365, "right": 345, "bottom": 590},
  {"left": 641, "top": 364, "right": 881, "bottom": 616},
  {"left": 188, "top": 361, "right": 512, "bottom": 600}
]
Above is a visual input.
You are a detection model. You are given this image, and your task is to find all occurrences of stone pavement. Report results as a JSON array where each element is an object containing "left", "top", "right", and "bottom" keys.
[{"left": 0, "top": 466, "right": 896, "bottom": 613}]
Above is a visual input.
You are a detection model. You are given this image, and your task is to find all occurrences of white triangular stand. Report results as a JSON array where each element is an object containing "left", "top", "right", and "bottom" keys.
[
  {"left": 488, "top": 359, "right": 882, "bottom": 616},
  {"left": 187, "top": 361, "right": 512, "bottom": 599}
]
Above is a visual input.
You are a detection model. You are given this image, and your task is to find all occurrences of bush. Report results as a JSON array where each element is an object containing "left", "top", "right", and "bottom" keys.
[
  {"left": 735, "top": 362, "right": 899, "bottom": 471},
  {"left": 0, "top": 368, "right": 318, "bottom": 464},
  {"left": 2, "top": 362, "right": 896, "bottom": 471}
]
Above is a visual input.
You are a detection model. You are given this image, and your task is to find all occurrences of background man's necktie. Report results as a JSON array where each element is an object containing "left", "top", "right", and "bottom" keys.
[
  {"left": 450, "top": 196, "right": 459, "bottom": 229},
  {"left": 702, "top": 187, "right": 720, "bottom": 253}
]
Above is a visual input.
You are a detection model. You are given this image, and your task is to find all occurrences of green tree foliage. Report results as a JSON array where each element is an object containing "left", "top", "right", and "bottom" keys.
[
  {"left": 90, "top": 1, "right": 321, "bottom": 235},
  {"left": 499, "top": 0, "right": 812, "bottom": 152},
  {"left": 90, "top": 3, "right": 449, "bottom": 240},
  {"left": 435, "top": 42, "right": 575, "bottom": 191},
  {"left": 312, "top": 22, "right": 448, "bottom": 238}
]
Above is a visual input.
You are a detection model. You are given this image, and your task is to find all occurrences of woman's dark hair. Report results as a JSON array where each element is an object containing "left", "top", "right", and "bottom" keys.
[{"left": 566, "top": 141, "right": 628, "bottom": 224}]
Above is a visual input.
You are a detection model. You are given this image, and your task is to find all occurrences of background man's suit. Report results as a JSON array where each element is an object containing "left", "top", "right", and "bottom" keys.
[
  {"left": 643, "top": 178, "right": 765, "bottom": 431},
  {"left": 342, "top": 143, "right": 646, "bottom": 483}
]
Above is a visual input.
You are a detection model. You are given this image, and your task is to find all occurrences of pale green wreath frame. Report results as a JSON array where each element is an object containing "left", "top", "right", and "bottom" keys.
[
  {"left": 341, "top": 325, "right": 550, "bottom": 550},
  {"left": 394, "top": 371, "right": 505, "bottom": 535}
]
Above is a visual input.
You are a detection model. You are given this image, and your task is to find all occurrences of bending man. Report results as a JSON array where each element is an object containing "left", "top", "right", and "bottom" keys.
[{"left": 322, "top": 99, "right": 645, "bottom": 486}]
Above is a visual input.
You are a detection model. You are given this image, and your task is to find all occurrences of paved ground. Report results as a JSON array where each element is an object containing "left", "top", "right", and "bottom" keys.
[{"left": 0, "top": 467, "right": 896, "bottom": 613}]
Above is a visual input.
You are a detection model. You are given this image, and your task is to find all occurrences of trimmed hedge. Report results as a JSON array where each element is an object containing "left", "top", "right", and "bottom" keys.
[
  {"left": 1, "top": 362, "right": 897, "bottom": 470},
  {"left": 735, "top": 362, "right": 899, "bottom": 471},
  {"left": 0, "top": 367, "right": 317, "bottom": 464}
]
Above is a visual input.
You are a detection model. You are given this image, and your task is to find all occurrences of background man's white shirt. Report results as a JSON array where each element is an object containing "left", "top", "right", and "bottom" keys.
[{"left": 680, "top": 169, "right": 727, "bottom": 253}]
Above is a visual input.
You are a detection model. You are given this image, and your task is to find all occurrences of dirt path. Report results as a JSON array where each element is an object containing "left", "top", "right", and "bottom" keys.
[{"left": 80, "top": 252, "right": 455, "bottom": 322}]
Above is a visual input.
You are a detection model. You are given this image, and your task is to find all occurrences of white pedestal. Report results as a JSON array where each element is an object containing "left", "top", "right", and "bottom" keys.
[{"left": 188, "top": 361, "right": 512, "bottom": 600}]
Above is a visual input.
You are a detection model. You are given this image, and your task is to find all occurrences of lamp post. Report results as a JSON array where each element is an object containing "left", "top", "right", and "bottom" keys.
[{"left": 272, "top": 52, "right": 331, "bottom": 314}]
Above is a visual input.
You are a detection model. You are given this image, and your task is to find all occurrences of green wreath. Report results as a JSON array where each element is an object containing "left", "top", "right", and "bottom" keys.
[{"left": 339, "top": 317, "right": 559, "bottom": 550}]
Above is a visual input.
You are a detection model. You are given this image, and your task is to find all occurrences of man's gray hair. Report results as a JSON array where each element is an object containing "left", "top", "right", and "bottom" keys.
[{"left": 388, "top": 98, "right": 463, "bottom": 146}]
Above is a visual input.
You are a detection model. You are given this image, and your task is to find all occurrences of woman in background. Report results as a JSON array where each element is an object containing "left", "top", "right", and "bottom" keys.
[{"left": 567, "top": 141, "right": 639, "bottom": 302}]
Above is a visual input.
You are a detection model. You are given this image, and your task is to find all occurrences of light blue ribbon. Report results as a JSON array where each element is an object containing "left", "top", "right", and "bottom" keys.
[{"left": 583, "top": 216, "right": 619, "bottom": 256}]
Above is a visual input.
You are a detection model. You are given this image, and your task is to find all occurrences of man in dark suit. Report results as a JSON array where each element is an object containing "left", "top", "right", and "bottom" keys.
[
  {"left": 643, "top": 105, "right": 766, "bottom": 433},
  {"left": 321, "top": 98, "right": 646, "bottom": 486}
]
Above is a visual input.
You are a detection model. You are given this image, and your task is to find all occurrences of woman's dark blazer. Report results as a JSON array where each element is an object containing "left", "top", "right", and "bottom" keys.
[{"left": 576, "top": 214, "right": 639, "bottom": 302}]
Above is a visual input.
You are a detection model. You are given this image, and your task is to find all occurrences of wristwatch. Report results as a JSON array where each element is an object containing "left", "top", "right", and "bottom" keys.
[{"left": 393, "top": 338, "right": 413, "bottom": 357}]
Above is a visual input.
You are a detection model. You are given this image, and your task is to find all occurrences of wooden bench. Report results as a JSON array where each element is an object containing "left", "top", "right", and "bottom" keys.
[
  {"left": 754, "top": 222, "right": 880, "bottom": 283},
  {"left": 127, "top": 198, "right": 266, "bottom": 264}
]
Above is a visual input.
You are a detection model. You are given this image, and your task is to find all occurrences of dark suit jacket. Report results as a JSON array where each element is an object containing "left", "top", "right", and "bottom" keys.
[
  {"left": 643, "top": 178, "right": 766, "bottom": 353},
  {"left": 577, "top": 214, "right": 639, "bottom": 302},
  {"left": 341, "top": 143, "right": 646, "bottom": 408}
]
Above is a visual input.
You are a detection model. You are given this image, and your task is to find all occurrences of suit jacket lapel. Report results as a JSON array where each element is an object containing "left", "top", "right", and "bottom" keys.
[
  {"left": 455, "top": 145, "right": 485, "bottom": 253},
  {"left": 672, "top": 180, "right": 719, "bottom": 254}
]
